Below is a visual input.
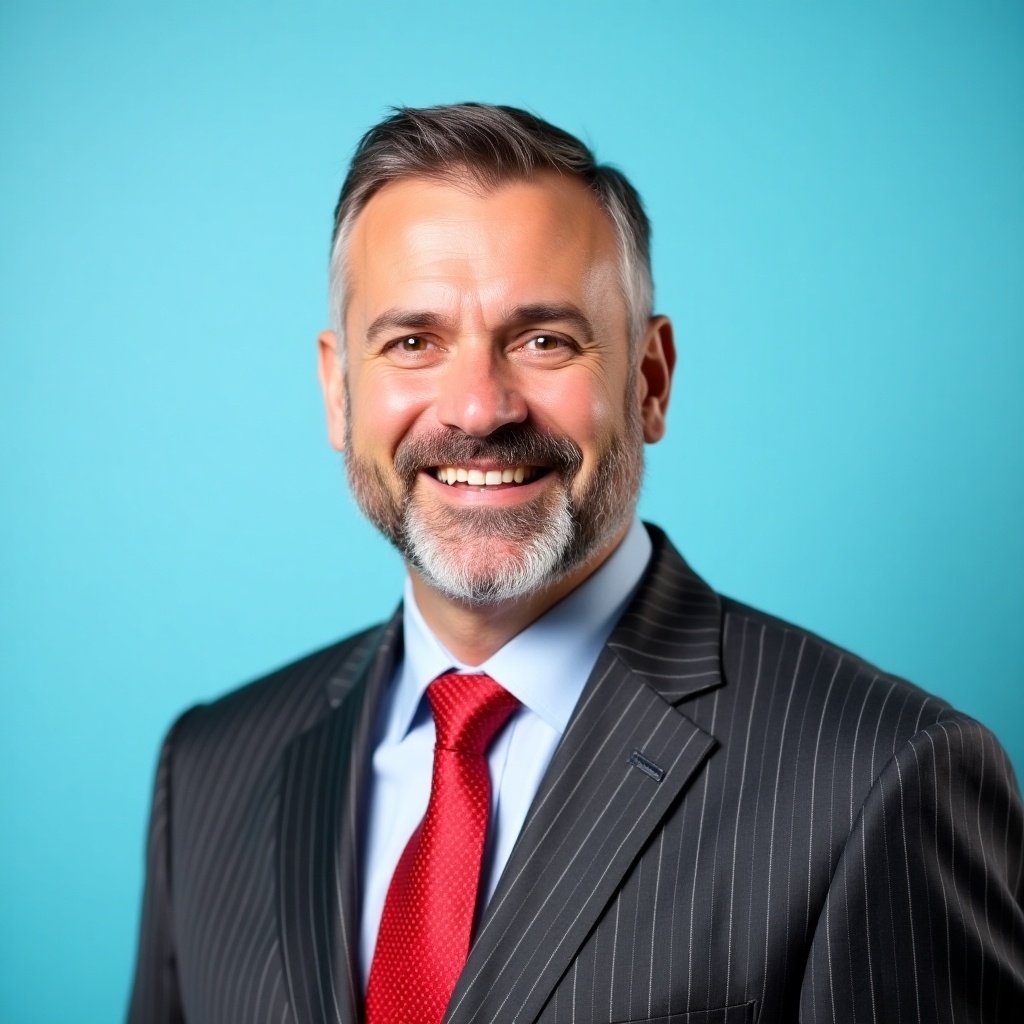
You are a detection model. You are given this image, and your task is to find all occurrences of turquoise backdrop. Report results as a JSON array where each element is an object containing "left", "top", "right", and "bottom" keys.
[{"left": 2, "top": 3, "right": 1021, "bottom": 1020}]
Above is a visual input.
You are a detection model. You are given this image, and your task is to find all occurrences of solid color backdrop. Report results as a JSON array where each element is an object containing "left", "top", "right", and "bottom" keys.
[{"left": 1, "top": 3, "right": 1021, "bottom": 1021}]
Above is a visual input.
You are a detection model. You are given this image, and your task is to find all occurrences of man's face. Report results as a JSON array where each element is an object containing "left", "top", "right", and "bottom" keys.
[{"left": 320, "top": 172, "right": 669, "bottom": 604}]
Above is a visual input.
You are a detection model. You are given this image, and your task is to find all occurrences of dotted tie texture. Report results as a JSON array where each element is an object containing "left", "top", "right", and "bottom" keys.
[{"left": 365, "top": 672, "right": 520, "bottom": 1024}]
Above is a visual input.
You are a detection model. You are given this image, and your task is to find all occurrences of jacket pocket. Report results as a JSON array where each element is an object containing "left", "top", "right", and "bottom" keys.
[{"left": 613, "top": 1001, "right": 757, "bottom": 1024}]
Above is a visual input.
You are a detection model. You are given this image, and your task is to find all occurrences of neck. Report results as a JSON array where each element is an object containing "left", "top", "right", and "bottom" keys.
[{"left": 408, "top": 522, "right": 630, "bottom": 666}]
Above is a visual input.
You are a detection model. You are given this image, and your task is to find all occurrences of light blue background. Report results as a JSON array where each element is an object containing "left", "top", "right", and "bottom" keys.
[{"left": 2, "top": 3, "right": 1021, "bottom": 1020}]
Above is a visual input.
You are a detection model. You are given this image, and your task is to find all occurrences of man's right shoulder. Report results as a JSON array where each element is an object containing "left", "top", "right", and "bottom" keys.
[{"left": 165, "top": 622, "right": 386, "bottom": 772}]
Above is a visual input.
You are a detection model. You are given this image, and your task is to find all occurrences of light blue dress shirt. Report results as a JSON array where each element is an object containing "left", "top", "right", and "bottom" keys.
[{"left": 359, "top": 517, "right": 653, "bottom": 982}]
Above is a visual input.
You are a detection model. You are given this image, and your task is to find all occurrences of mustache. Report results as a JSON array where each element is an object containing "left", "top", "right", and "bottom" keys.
[{"left": 393, "top": 424, "right": 584, "bottom": 485}]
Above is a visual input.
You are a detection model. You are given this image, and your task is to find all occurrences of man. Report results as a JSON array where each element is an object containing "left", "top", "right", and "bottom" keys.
[{"left": 128, "top": 104, "right": 1024, "bottom": 1024}]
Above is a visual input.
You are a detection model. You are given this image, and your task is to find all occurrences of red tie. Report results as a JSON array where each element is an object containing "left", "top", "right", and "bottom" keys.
[{"left": 366, "top": 672, "right": 520, "bottom": 1024}]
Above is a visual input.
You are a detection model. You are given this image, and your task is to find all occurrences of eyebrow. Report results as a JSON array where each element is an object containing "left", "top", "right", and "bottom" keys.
[
  {"left": 365, "top": 309, "right": 456, "bottom": 344},
  {"left": 502, "top": 303, "right": 594, "bottom": 344},
  {"left": 364, "top": 302, "right": 595, "bottom": 346}
]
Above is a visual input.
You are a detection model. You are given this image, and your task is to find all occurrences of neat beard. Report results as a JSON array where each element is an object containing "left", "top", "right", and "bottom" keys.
[{"left": 344, "top": 404, "right": 644, "bottom": 606}]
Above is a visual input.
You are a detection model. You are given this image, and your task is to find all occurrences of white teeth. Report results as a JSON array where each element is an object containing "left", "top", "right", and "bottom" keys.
[{"left": 436, "top": 466, "right": 536, "bottom": 486}]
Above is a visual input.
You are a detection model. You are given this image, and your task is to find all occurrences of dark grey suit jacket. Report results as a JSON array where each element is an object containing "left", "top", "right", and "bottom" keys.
[{"left": 128, "top": 525, "right": 1024, "bottom": 1023}]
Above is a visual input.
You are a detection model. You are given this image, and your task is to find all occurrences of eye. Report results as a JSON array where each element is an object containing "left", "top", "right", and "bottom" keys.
[
  {"left": 395, "top": 335, "right": 430, "bottom": 352},
  {"left": 523, "top": 334, "right": 572, "bottom": 353},
  {"left": 512, "top": 332, "right": 578, "bottom": 364},
  {"left": 383, "top": 334, "right": 441, "bottom": 362}
]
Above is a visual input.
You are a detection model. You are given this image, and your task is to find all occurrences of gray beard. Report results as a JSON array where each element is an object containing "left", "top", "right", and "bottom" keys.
[
  {"left": 343, "top": 405, "right": 644, "bottom": 606},
  {"left": 401, "top": 487, "right": 577, "bottom": 604}
]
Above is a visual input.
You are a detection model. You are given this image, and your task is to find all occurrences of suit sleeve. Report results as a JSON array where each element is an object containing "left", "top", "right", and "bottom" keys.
[
  {"left": 126, "top": 713, "right": 191, "bottom": 1024},
  {"left": 800, "top": 715, "right": 1024, "bottom": 1022}
]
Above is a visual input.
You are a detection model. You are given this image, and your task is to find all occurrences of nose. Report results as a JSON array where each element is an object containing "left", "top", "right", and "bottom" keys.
[{"left": 434, "top": 342, "right": 528, "bottom": 436}]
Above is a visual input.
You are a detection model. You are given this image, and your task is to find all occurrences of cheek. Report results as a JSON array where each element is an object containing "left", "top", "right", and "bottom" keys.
[
  {"left": 532, "top": 368, "right": 624, "bottom": 456},
  {"left": 349, "top": 369, "right": 433, "bottom": 454}
]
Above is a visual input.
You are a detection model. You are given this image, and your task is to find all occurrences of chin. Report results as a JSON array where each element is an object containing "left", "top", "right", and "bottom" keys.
[{"left": 403, "top": 501, "right": 576, "bottom": 605}]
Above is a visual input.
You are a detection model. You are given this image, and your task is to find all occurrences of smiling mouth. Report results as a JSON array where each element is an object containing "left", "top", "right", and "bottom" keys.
[{"left": 431, "top": 465, "right": 548, "bottom": 487}]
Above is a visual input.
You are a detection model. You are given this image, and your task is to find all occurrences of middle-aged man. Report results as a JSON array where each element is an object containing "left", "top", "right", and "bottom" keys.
[{"left": 128, "top": 104, "right": 1024, "bottom": 1024}]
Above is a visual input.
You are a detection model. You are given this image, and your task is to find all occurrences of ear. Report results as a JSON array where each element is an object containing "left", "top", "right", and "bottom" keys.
[
  {"left": 635, "top": 315, "right": 676, "bottom": 443},
  {"left": 317, "top": 330, "right": 348, "bottom": 452}
]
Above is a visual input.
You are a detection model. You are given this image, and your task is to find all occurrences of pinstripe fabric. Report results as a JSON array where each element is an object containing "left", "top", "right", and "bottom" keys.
[
  {"left": 127, "top": 620, "right": 398, "bottom": 1024},
  {"left": 127, "top": 525, "right": 1024, "bottom": 1023}
]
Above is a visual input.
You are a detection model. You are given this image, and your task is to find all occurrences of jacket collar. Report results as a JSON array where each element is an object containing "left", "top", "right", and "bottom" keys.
[
  {"left": 277, "top": 610, "right": 402, "bottom": 1024},
  {"left": 606, "top": 523, "right": 724, "bottom": 704}
]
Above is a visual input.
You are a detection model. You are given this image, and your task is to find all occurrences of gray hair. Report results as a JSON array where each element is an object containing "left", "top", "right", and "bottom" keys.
[{"left": 328, "top": 103, "right": 653, "bottom": 351}]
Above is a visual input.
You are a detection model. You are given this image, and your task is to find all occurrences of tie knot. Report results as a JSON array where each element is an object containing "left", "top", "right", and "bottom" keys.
[{"left": 427, "top": 672, "right": 520, "bottom": 756}]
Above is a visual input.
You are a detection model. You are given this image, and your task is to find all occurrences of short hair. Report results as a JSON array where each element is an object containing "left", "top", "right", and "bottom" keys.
[{"left": 328, "top": 103, "right": 653, "bottom": 350}]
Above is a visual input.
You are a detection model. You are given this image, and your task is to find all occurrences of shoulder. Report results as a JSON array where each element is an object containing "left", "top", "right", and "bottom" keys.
[
  {"left": 166, "top": 623, "right": 385, "bottom": 774},
  {"left": 716, "top": 596, "right": 965, "bottom": 776},
  {"left": 711, "top": 597, "right": 1020, "bottom": 860}
]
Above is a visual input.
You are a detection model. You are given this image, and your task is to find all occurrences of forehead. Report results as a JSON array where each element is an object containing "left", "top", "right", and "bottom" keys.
[{"left": 343, "top": 172, "right": 623, "bottom": 328}]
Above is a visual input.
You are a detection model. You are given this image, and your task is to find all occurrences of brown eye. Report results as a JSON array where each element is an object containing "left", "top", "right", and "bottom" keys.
[
  {"left": 529, "top": 335, "right": 561, "bottom": 350},
  {"left": 399, "top": 336, "right": 427, "bottom": 351}
]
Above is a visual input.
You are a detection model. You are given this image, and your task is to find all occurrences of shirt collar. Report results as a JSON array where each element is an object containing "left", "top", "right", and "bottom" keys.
[{"left": 390, "top": 517, "right": 652, "bottom": 741}]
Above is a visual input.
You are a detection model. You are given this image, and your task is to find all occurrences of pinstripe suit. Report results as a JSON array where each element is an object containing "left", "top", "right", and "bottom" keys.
[{"left": 128, "top": 525, "right": 1024, "bottom": 1023}]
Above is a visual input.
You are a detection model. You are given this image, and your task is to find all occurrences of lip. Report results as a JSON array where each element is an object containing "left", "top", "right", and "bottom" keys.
[
  {"left": 418, "top": 467, "right": 554, "bottom": 506},
  {"left": 430, "top": 459, "right": 551, "bottom": 473}
]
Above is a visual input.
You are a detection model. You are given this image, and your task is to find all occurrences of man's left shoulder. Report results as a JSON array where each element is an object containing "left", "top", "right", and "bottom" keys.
[
  {"left": 710, "top": 596, "right": 1021, "bottom": 863},
  {"left": 718, "top": 596, "right": 972, "bottom": 762}
]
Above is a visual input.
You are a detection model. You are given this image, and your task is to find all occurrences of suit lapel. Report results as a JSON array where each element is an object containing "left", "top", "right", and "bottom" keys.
[
  {"left": 444, "top": 527, "right": 725, "bottom": 1024},
  {"left": 277, "top": 612, "right": 402, "bottom": 1024}
]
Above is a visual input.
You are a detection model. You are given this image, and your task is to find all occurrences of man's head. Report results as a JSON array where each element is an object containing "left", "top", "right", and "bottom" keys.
[
  {"left": 318, "top": 104, "right": 674, "bottom": 608},
  {"left": 328, "top": 103, "right": 654, "bottom": 351}
]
